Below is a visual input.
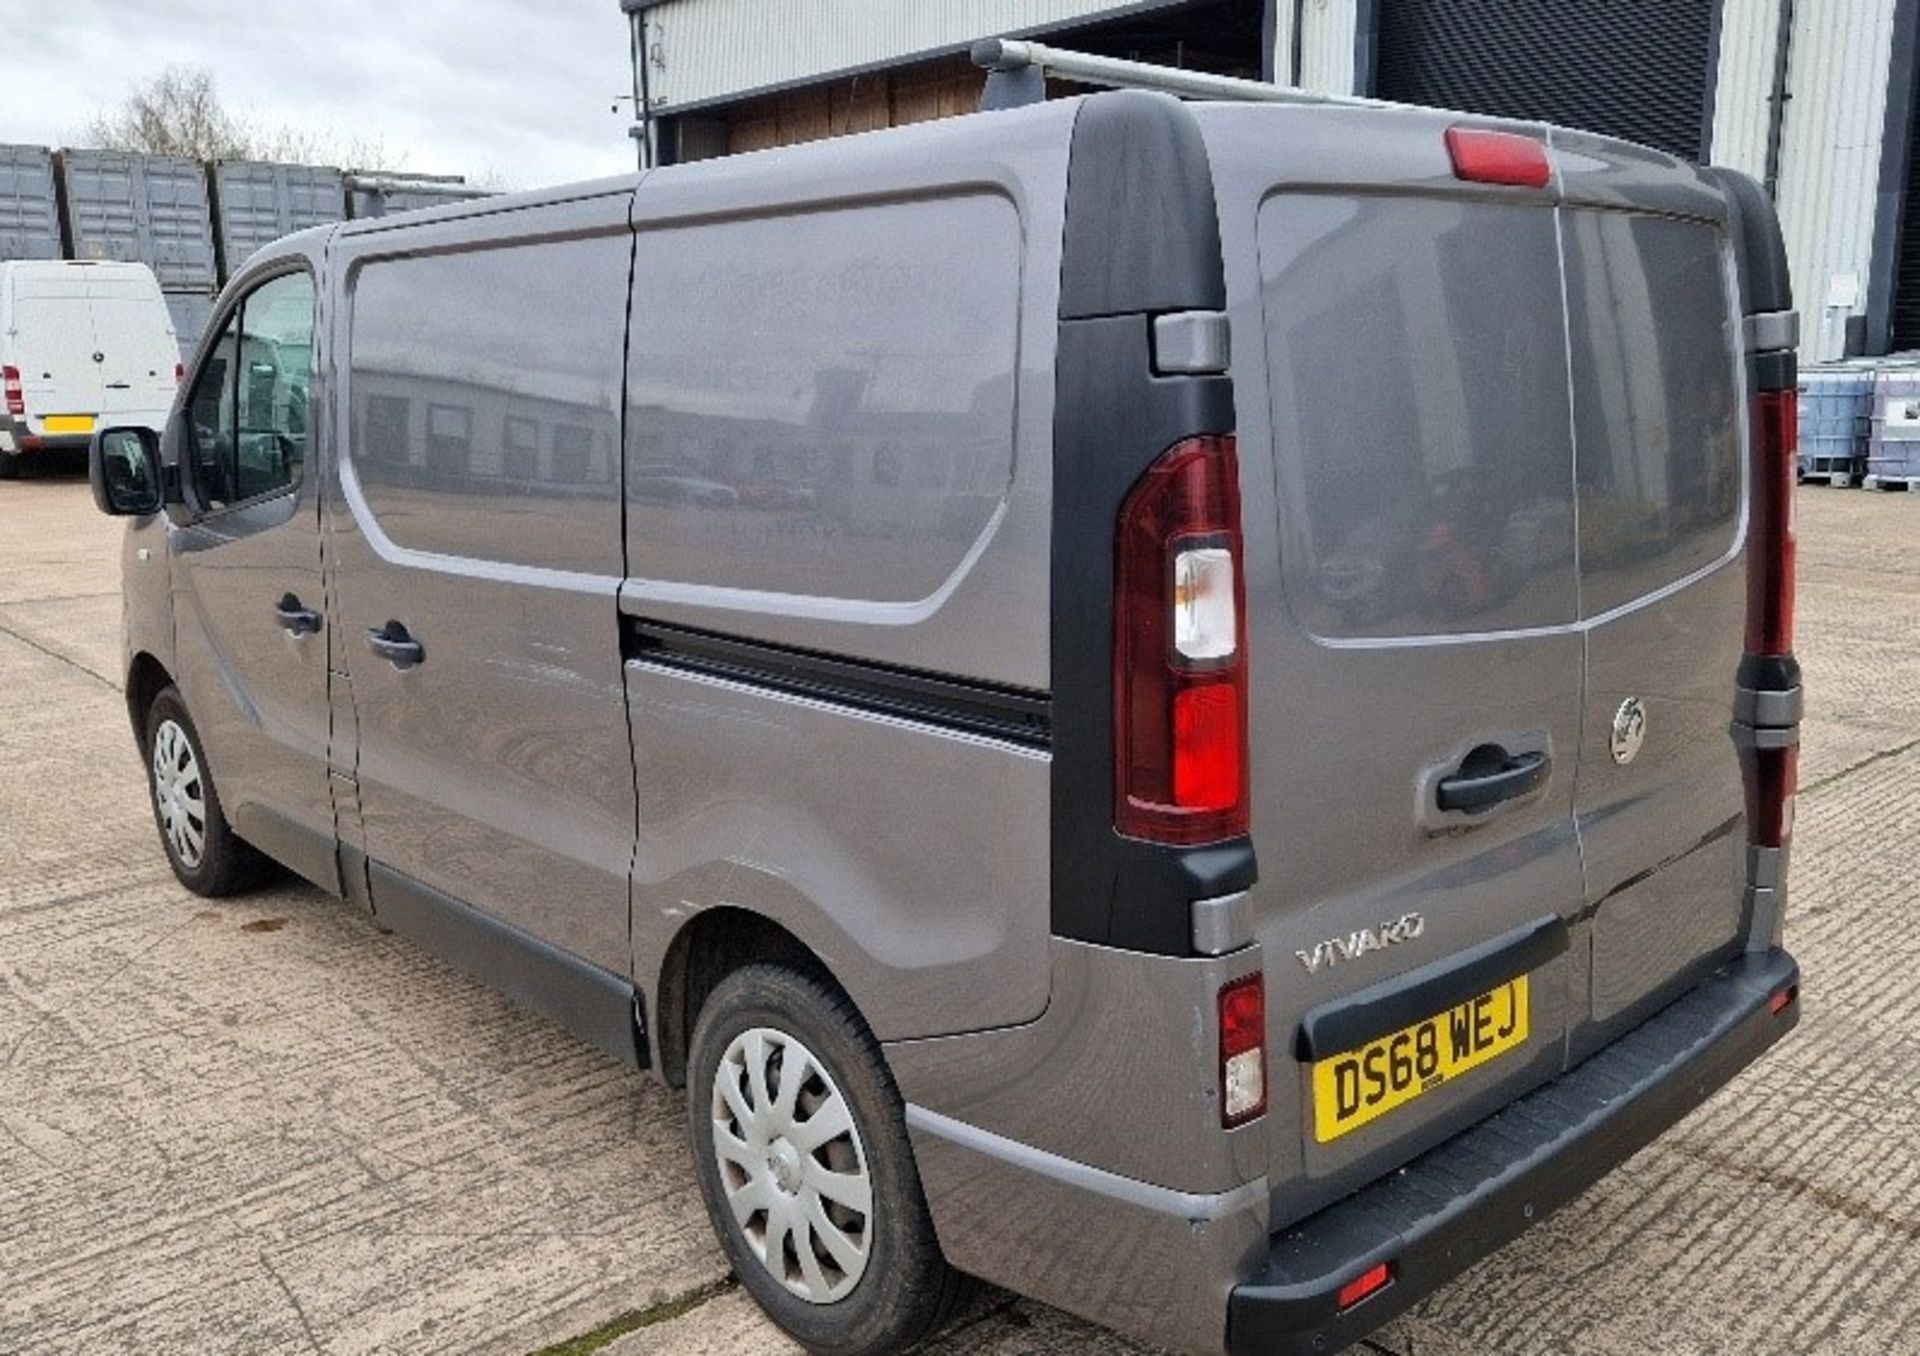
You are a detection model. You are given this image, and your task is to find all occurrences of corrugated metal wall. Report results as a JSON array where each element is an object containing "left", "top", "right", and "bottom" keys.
[
  {"left": 645, "top": 0, "right": 1192, "bottom": 109},
  {"left": 1294, "top": 0, "right": 1359, "bottom": 95},
  {"left": 1709, "top": 0, "right": 1780, "bottom": 173},
  {"left": 1769, "top": 0, "right": 1901, "bottom": 361}
]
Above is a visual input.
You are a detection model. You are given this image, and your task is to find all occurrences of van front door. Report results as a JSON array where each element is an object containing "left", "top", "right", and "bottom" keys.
[{"left": 168, "top": 266, "right": 336, "bottom": 889}]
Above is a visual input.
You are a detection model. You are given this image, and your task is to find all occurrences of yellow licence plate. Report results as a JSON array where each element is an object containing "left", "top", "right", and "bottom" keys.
[
  {"left": 1312, "top": 975, "right": 1529, "bottom": 1143},
  {"left": 43, "top": 415, "right": 95, "bottom": 434}
]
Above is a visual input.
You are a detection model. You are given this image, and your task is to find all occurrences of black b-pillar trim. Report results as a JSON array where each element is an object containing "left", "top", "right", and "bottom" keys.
[{"left": 1049, "top": 92, "right": 1256, "bottom": 956}]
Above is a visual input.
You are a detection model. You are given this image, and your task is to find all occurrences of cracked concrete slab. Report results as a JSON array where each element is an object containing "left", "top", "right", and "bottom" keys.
[{"left": 1, "top": 472, "right": 1915, "bottom": 1356}]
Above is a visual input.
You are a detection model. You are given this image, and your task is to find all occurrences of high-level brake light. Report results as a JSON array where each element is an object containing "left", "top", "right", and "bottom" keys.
[
  {"left": 1445, "top": 127, "right": 1552, "bottom": 188},
  {"left": 1113, "top": 434, "right": 1249, "bottom": 844}
]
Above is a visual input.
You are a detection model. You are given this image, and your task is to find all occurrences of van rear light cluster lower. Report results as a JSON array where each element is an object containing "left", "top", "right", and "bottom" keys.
[
  {"left": 1218, "top": 972, "right": 1266, "bottom": 1127},
  {"left": 1742, "top": 742, "right": 1797, "bottom": 849},
  {"left": 1113, "top": 434, "right": 1249, "bottom": 844},
  {"left": 2, "top": 365, "right": 23, "bottom": 417},
  {"left": 1746, "top": 390, "right": 1798, "bottom": 660}
]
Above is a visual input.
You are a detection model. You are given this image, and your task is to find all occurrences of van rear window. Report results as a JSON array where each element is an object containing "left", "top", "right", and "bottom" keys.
[
  {"left": 1257, "top": 194, "right": 1578, "bottom": 639},
  {"left": 1562, "top": 211, "right": 1741, "bottom": 616}
]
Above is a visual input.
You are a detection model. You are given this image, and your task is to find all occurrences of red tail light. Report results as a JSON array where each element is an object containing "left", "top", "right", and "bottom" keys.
[
  {"left": 1114, "top": 434, "right": 1248, "bottom": 844},
  {"left": 1746, "top": 390, "right": 1797, "bottom": 658},
  {"left": 174, "top": 362, "right": 185, "bottom": 385},
  {"left": 1445, "top": 126, "right": 1552, "bottom": 188},
  {"left": 1218, "top": 972, "right": 1266, "bottom": 1127},
  {"left": 2, "top": 365, "right": 23, "bottom": 417}
]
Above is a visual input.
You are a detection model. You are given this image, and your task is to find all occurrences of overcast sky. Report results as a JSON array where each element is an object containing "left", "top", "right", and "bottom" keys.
[{"left": 0, "top": 0, "right": 639, "bottom": 188}]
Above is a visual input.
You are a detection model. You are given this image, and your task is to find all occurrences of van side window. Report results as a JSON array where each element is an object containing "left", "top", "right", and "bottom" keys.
[
  {"left": 346, "top": 234, "right": 627, "bottom": 575},
  {"left": 187, "top": 317, "right": 240, "bottom": 507},
  {"left": 187, "top": 270, "right": 315, "bottom": 510}
]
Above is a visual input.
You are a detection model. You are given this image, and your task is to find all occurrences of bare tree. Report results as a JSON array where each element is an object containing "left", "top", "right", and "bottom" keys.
[
  {"left": 86, "top": 67, "right": 248, "bottom": 160},
  {"left": 83, "top": 66, "right": 411, "bottom": 170}
]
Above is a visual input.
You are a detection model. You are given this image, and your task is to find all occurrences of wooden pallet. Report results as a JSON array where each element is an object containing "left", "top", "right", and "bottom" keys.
[{"left": 1863, "top": 474, "right": 1920, "bottom": 491}]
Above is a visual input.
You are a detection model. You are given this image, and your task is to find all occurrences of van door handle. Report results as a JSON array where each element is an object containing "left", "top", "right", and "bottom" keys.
[
  {"left": 366, "top": 621, "right": 424, "bottom": 670},
  {"left": 273, "top": 594, "right": 322, "bottom": 636},
  {"left": 1436, "top": 749, "right": 1549, "bottom": 814}
]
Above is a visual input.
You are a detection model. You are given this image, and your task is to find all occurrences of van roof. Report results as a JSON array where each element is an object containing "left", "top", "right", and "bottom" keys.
[{"left": 1, "top": 258, "right": 159, "bottom": 282}]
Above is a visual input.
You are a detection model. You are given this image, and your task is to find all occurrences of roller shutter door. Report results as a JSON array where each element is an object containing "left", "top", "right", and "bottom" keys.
[
  {"left": 1892, "top": 99, "right": 1920, "bottom": 351},
  {"left": 1375, "top": 0, "right": 1720, "bottom": 163}
]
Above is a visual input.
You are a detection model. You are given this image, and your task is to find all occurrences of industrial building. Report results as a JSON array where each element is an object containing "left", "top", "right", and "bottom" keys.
[{"left": 619, "top": 0, "right": 1920, "bottom": 365}]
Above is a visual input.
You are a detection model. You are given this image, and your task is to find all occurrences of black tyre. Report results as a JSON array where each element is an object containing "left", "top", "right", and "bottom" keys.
[
  {"left": 688, "top": 964, "right": 965, "bottom": 1355},
  {"left": 0, "top": 449, "right": 22, "bottom": 480},
  {"left": 144, "top": 685, "right": 268, "bottom": 896}
]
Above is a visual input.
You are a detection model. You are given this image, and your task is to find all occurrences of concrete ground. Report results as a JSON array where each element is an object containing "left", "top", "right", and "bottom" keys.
[{"left": 0, "top": 463, "right": 1915, "bottom": 1356}]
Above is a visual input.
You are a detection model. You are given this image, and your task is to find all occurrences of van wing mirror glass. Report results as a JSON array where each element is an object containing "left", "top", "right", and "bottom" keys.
[{"left": 89, "top": 426, "right": 164, "bottom": 517}]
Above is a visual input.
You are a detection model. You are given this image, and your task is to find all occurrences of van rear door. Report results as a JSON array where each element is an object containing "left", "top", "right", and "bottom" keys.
[
  {"left": 1197, "top": 104, "right": 1590, "bottom": 1227},
  {"left": 11, "top": 267, "right": 105, "bottom": 429},
  {"left": 89, "top": 268, "right": 179, "bottom": 430},
  {"left": 1555, "top": 138, "right": 1752, "bottom": 1055}
]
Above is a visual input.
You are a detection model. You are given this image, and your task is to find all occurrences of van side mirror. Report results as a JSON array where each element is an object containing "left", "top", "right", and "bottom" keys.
[{"left": 90, "top": 426, "right": 163, "bottom": 516}]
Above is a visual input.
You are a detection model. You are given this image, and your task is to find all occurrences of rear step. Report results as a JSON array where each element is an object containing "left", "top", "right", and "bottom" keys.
[{"left": 1228, "top": 949, "right": 1800, "bottom": 1355}]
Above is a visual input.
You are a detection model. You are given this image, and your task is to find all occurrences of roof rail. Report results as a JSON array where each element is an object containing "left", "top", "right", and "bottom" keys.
[
  {"left": 342, "top": 170, "right": 494, "bottom": 199},
  {"left": 971, "top": 38, "right": 1380, "bottom": 112}
]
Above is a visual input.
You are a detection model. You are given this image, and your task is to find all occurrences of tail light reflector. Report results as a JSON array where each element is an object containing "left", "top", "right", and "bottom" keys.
[
  {"left": 2, "top": 365, "right": 23, "bottom": 416},
  {"left": 1743, "top": 743, "right": 1797, "bottom": 849},
  {"left": 1445, "top": 127, "right": 1551, "bottom": 188},
  {"left": 1336, "top": 1261, "right": 1393, "bottom": 1311},
  {"left": 1114, "top": 434, "right": 1249, "bottom": 844},
  {"left": 1218, "top": 972, "right": 1266, "bottom": 1127},
  {"left": 1769, "top": 984, "right": 1798, "bottom": 1016},
  {"left": 1746, "top": 390, "right": 1797, "bottom": 658}
]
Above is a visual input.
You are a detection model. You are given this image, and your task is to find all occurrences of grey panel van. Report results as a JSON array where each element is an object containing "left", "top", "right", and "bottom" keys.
[{"left": 90, "top": 82, "right": 1803, "bottom": 1356}]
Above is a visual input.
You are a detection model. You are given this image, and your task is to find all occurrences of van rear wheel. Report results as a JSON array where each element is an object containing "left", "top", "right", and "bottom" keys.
[
  {"left": 687, "top": 964, "right": 964, "bottom": 1355},
  {"left": 144, "top": 686, "right": 268, "bottom": 896}
]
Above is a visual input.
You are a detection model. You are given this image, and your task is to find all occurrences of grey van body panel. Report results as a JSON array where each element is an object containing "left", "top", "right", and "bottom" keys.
[
  {"left": 622, "top": 105, "right": 1077, "bottom": 1043},
  {"left": 163, "top": 240, "right": 339, "bottom": 893},
  {"left": 616, "top": 105, "right": 1073, "bottom": 694},
  {"left": 908, "top": 1103, "right": 1268, "bottom": 1355},
  {"left": 327, "top": 191, "right": 637, "bottom": 977}
]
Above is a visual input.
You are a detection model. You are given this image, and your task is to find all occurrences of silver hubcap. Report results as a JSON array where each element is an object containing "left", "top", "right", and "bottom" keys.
[
  {"left": 151, "top": 719, "right": 207, "bottom": 869},
  {"left": 711, "top": 1027, "right": 872, "bottom": 1304}
]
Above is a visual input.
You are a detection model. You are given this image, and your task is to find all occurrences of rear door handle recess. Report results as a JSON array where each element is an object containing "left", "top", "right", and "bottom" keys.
[
  {"left": 273, "top": 594, "right": 322, "bottom": 636},
  {"left": 366, "top": 621, "right": 424, "bottom": 670},
  {"left": 1436, "top": 748, "right": 1549, "bottom": 814}
]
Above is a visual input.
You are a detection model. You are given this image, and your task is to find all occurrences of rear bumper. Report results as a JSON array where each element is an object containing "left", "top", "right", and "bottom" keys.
[
  {"left": 1228, "top": 947, "right": 1799, "bottom": 1355},
  {"left": 0, "top": 415, "right": 90, "bottom": 454}
]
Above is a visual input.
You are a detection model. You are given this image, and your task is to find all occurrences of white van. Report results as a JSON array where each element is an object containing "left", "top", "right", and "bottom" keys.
[{"left": 1, "top": 260, "right": 179, "bottom": 478}]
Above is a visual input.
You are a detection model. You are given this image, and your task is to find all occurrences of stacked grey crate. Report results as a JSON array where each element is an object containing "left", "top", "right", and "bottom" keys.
[
  {"left": 1866, "top": 368, "right": 1920, "bottom": 490},
  {"left": 211, "top": 161, "right": 345, "bottom": 277},
  {"left": 1797, "top": 369, "right": 1873, "bottom": 488},
  {"left": 59, "top": 149, "right": 219, "bottom": 362},
  {"left": 0, "top": 145, "right": 61, "bottom": 262}
]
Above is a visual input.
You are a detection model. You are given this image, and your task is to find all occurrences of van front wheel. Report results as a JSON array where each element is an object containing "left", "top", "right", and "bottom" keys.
[
  {"left": 687, "top": 964, "right": 964, "bottom": 1355},
  {"left": 144, "top": 686, "right": 267, "bottom": 896}
]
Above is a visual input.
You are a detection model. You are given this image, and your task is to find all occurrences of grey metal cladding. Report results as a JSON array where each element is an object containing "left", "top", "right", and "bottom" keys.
[
  {"left": 346, "top": 234, "right": 629, "bottom": 577},
  {"left": 1256, "top": 191, "right": 1578, "bottom": 639},
  {"left": 0, "top": 144, "right": 60, "bottom": 262},
  {"left": 58, "top": 150, "right": 217, "bottom": 291},
  {"left": 214, "top": 162, "right": 345, "bottom": 279}
]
